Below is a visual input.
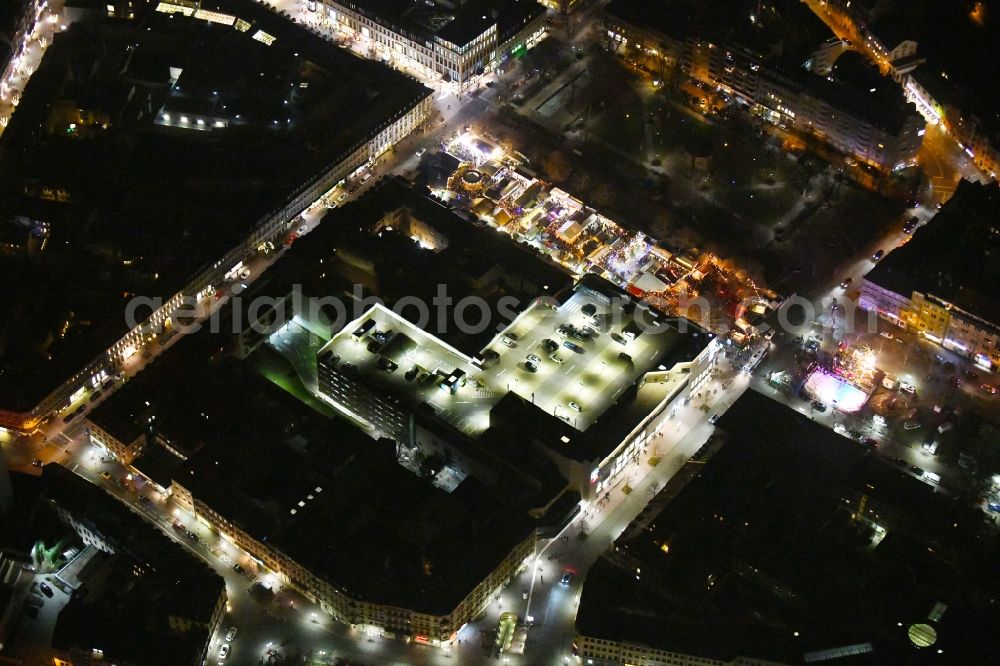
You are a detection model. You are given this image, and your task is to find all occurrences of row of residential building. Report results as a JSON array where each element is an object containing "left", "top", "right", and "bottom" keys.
[
  {"left": 311, "top": 0, "right": 549, "bottom": 91},
  {"left": 861, "top": 180, "right": 1000, "bottom": 371},
  {"left": 0, "top": 464, "right": 227, "bottom": 664},
  {"left": 603, "top": 0, "right": 925, "bottom": 172},
  {"left": 818, "top": 0, "right": 999, "bottom": 181},
  {"left": 0, "top": 2, "right": 435, "bottom": 433}
]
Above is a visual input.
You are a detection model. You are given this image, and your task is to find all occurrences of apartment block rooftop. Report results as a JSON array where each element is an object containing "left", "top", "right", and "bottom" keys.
[
  {"left": 89, "top": 319, "right": 565, "bottom": 615},
  {"left": 175, "top": 399, "right": 562, "bottom": 615},
  {"left": 0, "top": 0, "right": 430, "bottom": 414},
  {"left": 605, "top": 0, "right": 831, "bottom": 66},
  {"left": 865, "top": 180, "right": 1000, "bottom": 323},
  {"left": 605, "top": 0, "right": 916, "bottom": 134},
  {"left": 576, "top": 390, "right": 1000, "bottom": 664},
  {"left": 798, "top": 50, "right": 916, "bottom": 136},
  {"left": 38, "top": 465, "right": 225, "bottom": 666},
  {"left": 86, "top": 330, "right": 244, "bottom": 459},
  {"left": 868, "top": 0, "right": 1000, "bottom": 144}
]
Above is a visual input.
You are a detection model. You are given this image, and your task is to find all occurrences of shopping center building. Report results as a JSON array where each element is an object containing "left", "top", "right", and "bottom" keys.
[{"left": 316, "top": 272, "right": 720, "bottom": 500}]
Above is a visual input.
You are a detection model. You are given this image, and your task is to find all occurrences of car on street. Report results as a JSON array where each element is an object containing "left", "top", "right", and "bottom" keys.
[
  {"left": 880, "top": 331, "right": 895, "bottom": 340},
  {"left": 871, "top": 249, "right": 884, "bottom": 261},
  {"left": 541, "top": 338, "right": 559, "bottom": 353},
  {"left": 908, "top": 465, "right": 924, "bottom": 476},
  {"left": 524, "top": 361, "right": 538, "bottom": 373},
  {"left": 225, "top": 627, "right": 238, "bottom": 641},
  {"left": 833, "top": 423, "right": 849, "bottom": 436},
  {"left": 499, "top": 336, "right": 516, "bottom": 348},
  {"left": 811, "top": 401, "right": 827, "bottom": 412},
  {"left": 981, "top": 383, "right": 998, "bottom": 394},
  {"left": 563, "top": 341, "right": 583, "bottom": 354},
  {"left": 708, "top": 413, "right": 720, "bottom": 424},
  {"left": 233, "top": 563, "right": 244, "bottom": 574},
  {"left": 922, "top": 440, "right": 939, "bottom": 455},
  {"left": 903, "top": 421, "right": 921, "bottom": 430},
  {"left": 568, "top": 401, "right": 582, "bottom": 412},
  {"left": 137, "top": 495, "right": 150, "bottom": 504},
  {"left": 526, "top": 354, "right": 541, "bottom": 364},
  {"left": 862, "top": 437, "right": 879, "bottom": 450},
  {"left": 100, "top": 471, "right": 112, "bottom": 480},
  {"left": 900, "top": 382, "right": 917, "bottom": 395},
  {"left": 31, "top": 459, "right": 43, "bottom": 467},
  {"left": 839, "top": 277, "right": 852, "bottom": 289},
  {"left": 415, "top": 148, "right": 426, "bottom": 157},
  {"left": 172, "top": 521, "right": 184, "bottom": 531},
  {"left": 610, "top": 332, "right": 627, "bottom": 345},
  {"left": 185, "top": 530, "right": 200, "bottom": 542},
  {"left": 297, "top": 225, "right": 308, "bottom": 235},
  {"left": 560, "top": 572, "right": 573, "bottom": 585},
  {"left": 39, "top": 582, "right": 53, "bottom": 598},
  {"left": 550, "top": 353, "right": 564, "bottom": 364},
  {"left": 618, "top": 352, "right": 632, "bottom": 362},
  {"left": 218, "top": 643, "right": 230, "bottom": 660}
]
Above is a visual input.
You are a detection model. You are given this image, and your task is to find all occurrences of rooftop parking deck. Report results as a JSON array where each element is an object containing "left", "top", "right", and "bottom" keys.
[
  {"left": 483, "top": 283, "right": 693, "bottom": 431},
  {"left": 316, "top": 304, "right": 494, "bottom": 438}
]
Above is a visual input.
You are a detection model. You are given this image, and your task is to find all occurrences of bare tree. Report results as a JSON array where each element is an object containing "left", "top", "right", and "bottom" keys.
[{"left": 543, "top": 150, "right": 573, "bottom": 182}]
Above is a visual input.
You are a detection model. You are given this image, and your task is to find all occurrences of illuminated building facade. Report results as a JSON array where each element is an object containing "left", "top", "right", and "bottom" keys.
[
  {"left": 603, "top": 1, "right": 924, "bottom": 171},
  {"left": 317, "top": 0, "right": 548, "bottom": 91},
  {"left": 860, "top": 180, "right": 1000, "bottom": 370}
]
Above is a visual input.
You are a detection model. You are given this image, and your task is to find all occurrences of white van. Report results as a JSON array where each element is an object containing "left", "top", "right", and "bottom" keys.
[{"left": 922, "top": 471, "right": 941, "bottom": 485}]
